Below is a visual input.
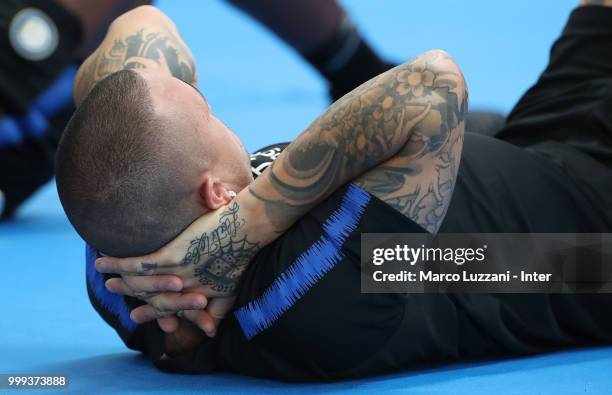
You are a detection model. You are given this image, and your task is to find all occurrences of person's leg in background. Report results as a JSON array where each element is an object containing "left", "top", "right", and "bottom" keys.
[
  {"left": 57, "top": 0, "right": 151, "bottom": 58},
  {"left": 494, "top": 0, "right": 612, "bottom": 213},
  {"left": 226, "top": 0, "right": 505, "bottom": 135},
  {"left": 442, "top": 0, "right": 612, "bottom": 234},
  {"left": 226, "top": 0, "right": 391, "bottom": 102},
  {"left": 499, "top": 0, "right": 612, "bottom": 168},
  {"left": 0, "top": 0, "right": 148, "bottom": 219}
]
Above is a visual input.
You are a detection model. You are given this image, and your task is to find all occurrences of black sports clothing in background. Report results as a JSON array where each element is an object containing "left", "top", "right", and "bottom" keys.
[
  {"left": 500, "top": 6, "right": 612, "bottom": 169},
  {"left": 0, "top": 0, "right": 81, "bottom": 218},
  {"left": 442, "top": 5, "right": 612, "bottom": 234}
]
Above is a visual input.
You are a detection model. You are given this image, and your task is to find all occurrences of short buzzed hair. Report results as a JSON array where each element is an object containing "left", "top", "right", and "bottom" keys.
[{"left": 56, "top": 70, "right": 203, "bottom": 257}]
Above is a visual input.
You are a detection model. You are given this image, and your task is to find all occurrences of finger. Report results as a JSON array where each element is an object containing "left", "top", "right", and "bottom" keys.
[
  {"left": 95, "top": 255, "right": 179, "bottom": 275},
  {"left": 202, "top": 297, "right": 236, "bottom": 337},
  {"left": 130, "top": 293, "right": 208, "bottom": 323},
  {"left": 157, "top": 316, "right": 179, "bottom": 333},
  {"left": 104, "top": 278, "right": 134, "bottom": 297},
  {"left": 181, "top": 309, "right": 217, "bottom": 337},
  {"left": 95, "top": 256, "right": 149, "bottom": 274},
  {"left": 130, "top": 305, "right": 174, "bottom": 324},
  {"left": 122, "top": 275, "right": 183, "bottom": 294},
  {"left": 149, "top": 293, "right": 208, "bottom": 314},
  {"left": 206, "top": 296, "right": 236, "bottom": 320},
  {"left": 105, "top": 276, "right": 183, "bottom": 298}
]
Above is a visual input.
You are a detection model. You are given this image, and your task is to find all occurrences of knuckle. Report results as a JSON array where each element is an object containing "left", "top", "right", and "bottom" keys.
[
  {"left": 152, "top": 295, "right": 174, "bottom": 313},
  {"left": 155, "top": 310, "right": 172, "bottom": 319},
  {"left": 149, "top": 297, "right": 162, "bottom": 311},
  {"left": 133, "top": 291, "right": 154, "bottom": 300}
]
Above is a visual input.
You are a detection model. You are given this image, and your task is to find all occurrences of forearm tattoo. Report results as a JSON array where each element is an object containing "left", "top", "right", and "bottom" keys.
[
  {"left": 249, "top": 50, "right": 466, "bottom": 233},
  {"left": 74, "top": 28, "right": 195, "bottom": 100},
  {"left": 355, "top": 52, "right": 467, "bottom": 232},
  {"left": 140, "top": 202, "right": 260, "bottom": 294}
]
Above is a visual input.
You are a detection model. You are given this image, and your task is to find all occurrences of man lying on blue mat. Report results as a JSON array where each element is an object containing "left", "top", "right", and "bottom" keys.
[{"left": 56, "top": 2, "right": 612, "bottom": 381}]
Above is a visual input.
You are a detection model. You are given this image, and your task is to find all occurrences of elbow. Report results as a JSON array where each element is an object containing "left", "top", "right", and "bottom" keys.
[
  {"left": 424, "top": 49, "right": 466, "bottom": 85},
  {"left": 109, "top": 5, "right": 176, "bottom": 32},
  {"left": 424, "top": 49, "right": 468, "bottom": 128},
  {"left": 403, "top": 48, "right": 467, "bottom": 103}
]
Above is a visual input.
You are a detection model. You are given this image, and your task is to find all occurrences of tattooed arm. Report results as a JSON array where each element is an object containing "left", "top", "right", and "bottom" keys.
[
  {"left": 353, "top": 52, "right": 466, "bottom": 233},
  {"left": 97, "top": 49, "right": 467, "bottom": 334},
  {"left": 73, "top": 5, "right": 196, "bottom": 104},
  {"left": 249, "top": 49, "right": 466, "bottom": 234}
]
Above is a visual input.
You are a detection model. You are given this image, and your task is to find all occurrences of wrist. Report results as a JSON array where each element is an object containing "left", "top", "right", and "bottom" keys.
[{"left": 237, "top": 187, "right": 280, "bottom": 247}]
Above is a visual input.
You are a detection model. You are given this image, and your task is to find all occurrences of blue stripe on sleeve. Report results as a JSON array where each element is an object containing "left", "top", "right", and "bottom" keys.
[
  {"left": 85, "top": 244, "right": 138, "bottom": 332},
  {"left": 235, "top": 184, "right": 371, "bottom": 340}
]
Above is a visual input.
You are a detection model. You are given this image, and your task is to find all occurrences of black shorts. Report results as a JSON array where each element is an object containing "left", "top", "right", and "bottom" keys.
[
  {"left": 0, "top": 0, "right": 81, "bottom": 217},
  {"left": 441, "top": 6, "right": 612, "bottom": 234}
]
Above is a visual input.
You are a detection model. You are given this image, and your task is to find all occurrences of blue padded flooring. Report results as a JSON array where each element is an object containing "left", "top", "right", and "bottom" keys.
[{"left": 1, "top": 0, "right": 611, "bottom": 393}]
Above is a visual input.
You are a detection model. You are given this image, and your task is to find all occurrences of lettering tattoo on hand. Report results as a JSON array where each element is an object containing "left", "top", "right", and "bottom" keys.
[
  {"left": 140, "top": 262, "right": 159, "bottom": 271},
  {"left": 138, "top": 203, "right": 260, "bottom": 293},
  {"left": 181, "top": 202, "right": 260, "bottom": 294}
]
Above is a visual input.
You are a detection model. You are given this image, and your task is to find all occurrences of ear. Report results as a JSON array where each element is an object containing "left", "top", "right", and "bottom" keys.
[{"left": 199, "top": 175, "right": 232, "bottom": 210}]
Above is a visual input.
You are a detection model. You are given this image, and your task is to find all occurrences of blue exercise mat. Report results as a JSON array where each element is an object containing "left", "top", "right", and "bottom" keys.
[{"left": 1, "top": 0, "right": 611, "bottom": 393}]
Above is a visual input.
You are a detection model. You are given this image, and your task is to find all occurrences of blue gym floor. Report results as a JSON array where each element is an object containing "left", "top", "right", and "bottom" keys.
[{"left": 1, "top": 0, "right": 611, "bottom": 393}]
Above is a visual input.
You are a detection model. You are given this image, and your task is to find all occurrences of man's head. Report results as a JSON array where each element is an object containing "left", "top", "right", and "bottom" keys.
[{"left": 56, "top": 69, "right": 253, "bottom": 257}]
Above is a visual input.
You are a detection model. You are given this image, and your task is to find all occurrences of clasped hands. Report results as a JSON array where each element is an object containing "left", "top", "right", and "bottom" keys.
[{"left": 95, "top": 205, "right": 249, "bottom": 339}]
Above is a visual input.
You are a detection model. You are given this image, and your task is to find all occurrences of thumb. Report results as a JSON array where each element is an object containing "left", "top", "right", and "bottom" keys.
[
  {"left": 157, "top": 315, "right": 180, "bottom": 333},
  {"left": 205, "top": 296, "right": 236, "bottom": 336}
]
